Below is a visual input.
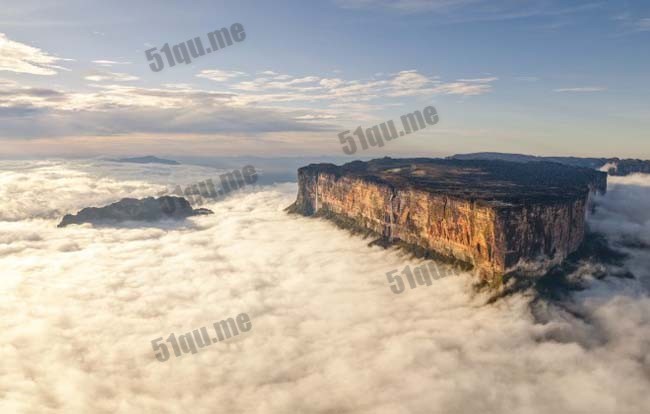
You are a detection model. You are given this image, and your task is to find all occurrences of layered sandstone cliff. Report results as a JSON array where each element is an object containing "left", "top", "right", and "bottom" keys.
[{"left": 288, "top": 158, "right": 607, "bottom": 284}]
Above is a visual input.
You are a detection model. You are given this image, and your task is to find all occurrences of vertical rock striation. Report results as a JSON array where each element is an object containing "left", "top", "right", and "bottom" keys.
[{"left": 288, "top": 158, "right": 607, "bottom": 284}]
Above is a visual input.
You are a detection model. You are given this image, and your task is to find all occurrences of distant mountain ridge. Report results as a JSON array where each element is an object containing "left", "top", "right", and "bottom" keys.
[
  {"left": 449, "top": 152, "right": 650, "bottom": 176},
  {"left": 114, "top": 156, "right": 180, "bottom": 165}
]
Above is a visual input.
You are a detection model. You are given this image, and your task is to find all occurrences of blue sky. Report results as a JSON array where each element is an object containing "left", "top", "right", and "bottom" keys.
[{"left": 0, "top": 0, "right": 649, "bottom": 158}]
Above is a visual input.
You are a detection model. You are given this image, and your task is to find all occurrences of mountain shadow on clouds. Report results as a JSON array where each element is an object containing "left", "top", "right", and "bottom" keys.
[{"left": 487, "top": 231, "right": 633, "bottom": 303}]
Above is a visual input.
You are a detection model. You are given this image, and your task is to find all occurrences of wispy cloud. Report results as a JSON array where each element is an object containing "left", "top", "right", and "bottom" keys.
[
  {"left": 0, "top": 81, "right": 335, "bottom": 138},
  {"left": 554, "top": 86, "right": 606, "bottom": 93},
  {"left": 84, "top": 71, "right": 140, "bottom": 82},
  {"left": 0, "top": 32, "right": 70, "bottom": 75},
  {"left": 199, "top": 69, "right": 496, "bottom": 105},
  {"left": 336, "top": 0, "right": 482, "bottom": 13},
  {"left": 634, "top": 17, "right": 650, "bottom": 32},
  {"left": 457, "top": 77, "right": 498, "bottom": 83},
  {"left": 294, "top": 114, "right": 338, "bottom": 121},
  {"left": 612, "top": 13, "right": 650, "bottom": 35},
  {"left": 0, "top": 64, "right": 497, "bottom": 140},
  {"left": 515, "top": 76, "right": 540, "bottom": 82},
  {"left": 91, "top": 59, "right": 132, "bottom": 67},
  {"left": 334, "top": 0, "right": 602, "bottom": 23},
  {"left": 162, "top": 83, "right": 196, "bottom": 89},
  {"left": 196, "top": 69, "right": 247, "bottom": 82},
  {"left": 0, "top": 64, "right": 497, "bottom": 139}
]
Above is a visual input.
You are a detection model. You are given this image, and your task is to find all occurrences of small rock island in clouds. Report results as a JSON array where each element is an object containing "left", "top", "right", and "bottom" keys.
[{"left": 58, "top": 196, "right": 212, "bottom": 228}]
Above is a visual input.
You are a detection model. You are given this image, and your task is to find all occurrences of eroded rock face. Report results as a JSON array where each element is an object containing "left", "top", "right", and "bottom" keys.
[
  {"left": 288, "top": 158, "right": 607, "bottom": 284},
  {"left": 58, "top": 196, "right": 212, "bottom": 227}
]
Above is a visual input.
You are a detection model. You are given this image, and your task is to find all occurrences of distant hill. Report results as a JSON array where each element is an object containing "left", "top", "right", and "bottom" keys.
[
  {"left": 449, "top": 152, "right": 650, "bottom": 176},
  {"left": 114, "top": 156, "right": 180, "bottom": 165}
]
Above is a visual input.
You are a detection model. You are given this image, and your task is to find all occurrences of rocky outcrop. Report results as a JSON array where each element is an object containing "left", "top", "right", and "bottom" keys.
[
  {"left": 287, "top": 158, "right": 607, "bottom": 284},
  {"left": 58, "top": 196, "right": 212, "bottom": 227},
  {"left": 610, "top": 159, "right": 650, "bottom": 176}
]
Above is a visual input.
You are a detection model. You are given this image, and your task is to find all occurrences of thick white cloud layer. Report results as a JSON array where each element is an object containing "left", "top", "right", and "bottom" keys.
[{"left": 1, "top": 161, "right": 649, "bottom": 413}]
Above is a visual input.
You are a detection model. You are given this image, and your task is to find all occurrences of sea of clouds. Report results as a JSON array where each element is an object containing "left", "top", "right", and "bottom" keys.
[{"left": 0, "top": 160, "right": 649, "bottom": 413}]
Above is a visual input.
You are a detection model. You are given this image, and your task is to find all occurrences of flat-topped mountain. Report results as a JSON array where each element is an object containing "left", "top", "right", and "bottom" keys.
[
  {"left": 58, "top": 196, "right": 212, "bottom": 227},
  {"left": 288, "top": 157, "right": 607, "bottom": 285},
  {"left": 295, "top": 158, "right": 606, "bottom": 205},
  {"left": 450, "top": 152, "right": 650, "bottom": 176}
]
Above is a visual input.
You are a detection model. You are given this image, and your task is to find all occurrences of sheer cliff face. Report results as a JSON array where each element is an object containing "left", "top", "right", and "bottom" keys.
[
  {"left": 289, "top": 158, "right": 606, "bottom": 283},
  {"left": 497, "top": 201, "right": 586, "bottom": 272}
]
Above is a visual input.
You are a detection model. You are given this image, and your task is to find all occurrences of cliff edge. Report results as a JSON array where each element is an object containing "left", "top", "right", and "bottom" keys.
[{"left": 287, "top": 157, "right": 607, "bottom": 285}]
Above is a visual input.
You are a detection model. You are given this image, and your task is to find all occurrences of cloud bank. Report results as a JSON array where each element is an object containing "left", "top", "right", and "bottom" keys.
[
  {"left": 0, "top": 67, "right": 496, "bottom": 140},
  {"left": 0, "top": 161, "right": 648, "bottom": 413}
]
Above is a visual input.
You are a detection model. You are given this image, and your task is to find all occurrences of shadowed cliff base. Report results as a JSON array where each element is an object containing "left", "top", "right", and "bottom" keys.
[
  {"left": 486, "top": 231, "right": 633, "bottom": 303},
  {"left": 485, "top": 231, "right": 640, "bottom": 348}
]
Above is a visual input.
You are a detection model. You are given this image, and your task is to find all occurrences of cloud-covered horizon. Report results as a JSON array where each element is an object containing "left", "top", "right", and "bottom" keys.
[{"left": 1, "top": 160, "right": 649, "bottom": 413}]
